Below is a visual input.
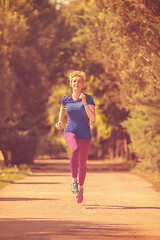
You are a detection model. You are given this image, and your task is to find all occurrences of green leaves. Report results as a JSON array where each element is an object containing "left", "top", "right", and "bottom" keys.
[
  {"left": 1, "top": 0, "right": 160, "bottom": 167},
  {"left": 1, "top": 0, "right": 9, "bottom": 10},
  {"left": 64, "top": 0, "right": 160, "bottom": 166},
  {"left": 0, "top": 0, "right": 75, "bottom": 165}
]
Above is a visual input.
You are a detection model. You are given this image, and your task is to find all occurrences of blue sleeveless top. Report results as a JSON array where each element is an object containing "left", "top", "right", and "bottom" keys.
[{"left": 61, "top": 94, "right": 95, "bottom": 139}]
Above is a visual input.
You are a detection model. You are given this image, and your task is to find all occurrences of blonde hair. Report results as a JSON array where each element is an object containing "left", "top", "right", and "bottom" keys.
[{"left": 69, "top": 71, "right": 86, "bottom": 84}]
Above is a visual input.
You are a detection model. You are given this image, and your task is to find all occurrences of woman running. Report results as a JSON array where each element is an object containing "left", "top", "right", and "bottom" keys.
[{"left": 55, "top": 70, "right": 96, "bottom": 203}]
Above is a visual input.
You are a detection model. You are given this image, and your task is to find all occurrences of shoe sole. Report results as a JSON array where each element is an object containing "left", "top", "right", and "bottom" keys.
[
  {"left": 76, "top": 197, "right": 83, "bottom": 203},
  {"left": 71, "top": 189, "right": 78, "bottom": 194},
  {"left": 71, "top": 184, "right": 78, "bottom": 194},
  {"left": 76, "top": 194, "right": 83, "bottom": 203}
]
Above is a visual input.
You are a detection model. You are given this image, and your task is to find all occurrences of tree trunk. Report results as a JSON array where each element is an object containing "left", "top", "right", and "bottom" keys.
[
  {"left": 1, "top": 149, "right": 10, "bottom": 166},
  {"left": 115, "top": 138, "right": 120, "bottom": 159}
]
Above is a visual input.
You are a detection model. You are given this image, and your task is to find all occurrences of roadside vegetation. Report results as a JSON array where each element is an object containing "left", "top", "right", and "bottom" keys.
[
  {"left": 0, "top": 164, "right": 31, "bottom": 190},
  {"left": 131, "top": 162, "right": 160, "bottom": 192},
  {"left": 0, "top": 0, "right": 160, "bottom": 190},
  {"left": 104, "top": 158, "right": 160, "bottom": 192}
]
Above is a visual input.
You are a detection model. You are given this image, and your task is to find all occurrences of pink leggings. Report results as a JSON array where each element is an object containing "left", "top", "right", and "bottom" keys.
[{"left": 64, "top": 133, "right": 91, "bottom": 186}]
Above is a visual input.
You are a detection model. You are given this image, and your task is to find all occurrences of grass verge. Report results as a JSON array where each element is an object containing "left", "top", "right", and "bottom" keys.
[
  {"left": 131, "top": 162, "right": 160, "bottom": 192},
  {"left": 132, "top": 169, "right": 160, "bottom": 192},
  {"left": 105, "top": 159, "right": 160, "bottom": 192},
  {"left": 0, "top": 165, "right": 31, "bottom": 190}
]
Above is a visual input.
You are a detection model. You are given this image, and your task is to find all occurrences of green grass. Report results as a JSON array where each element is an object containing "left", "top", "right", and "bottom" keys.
[
  {"left": 131, "top": 162, "right": 160, "bottom": 192},
  {"left": 0, "top": 165, "right": 31, "bottom": 190},
  {"left": 104, "top": 159, "right": 160, "bottom": 192},
  {"left": 132, "top": 170, "right": 160, "bottom": 192},
  {"left": 104, "top": 157, "right": 127, "bottom": 164},
  {"left": 103, "top": 158, "right": 133, "bottom": 171}
]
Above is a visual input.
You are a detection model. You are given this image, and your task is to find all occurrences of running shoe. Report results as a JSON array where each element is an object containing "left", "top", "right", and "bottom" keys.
[
  {"left": 71, "top": 180, "right": 78, "bottom": 193},
  {"left": 76, "top": 189, "right": 83, "bottom": 203}
]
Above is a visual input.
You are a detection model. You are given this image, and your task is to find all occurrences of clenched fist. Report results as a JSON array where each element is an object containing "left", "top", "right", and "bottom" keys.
[
  {"left": 55, "top": 121, "right": 63, "bottom": 129},
  {"left": 79, "top": 93, "right": 86, "bottom": 104}
]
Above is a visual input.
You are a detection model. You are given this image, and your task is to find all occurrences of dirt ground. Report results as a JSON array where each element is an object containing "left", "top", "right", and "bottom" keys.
[{"left": 0, "top": 159, "right": 160, "bottom": 240}]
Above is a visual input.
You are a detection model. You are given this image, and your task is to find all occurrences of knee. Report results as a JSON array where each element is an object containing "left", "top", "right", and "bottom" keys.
[{"left": 71, "top": 146, "right": 79, "bottom": 155}]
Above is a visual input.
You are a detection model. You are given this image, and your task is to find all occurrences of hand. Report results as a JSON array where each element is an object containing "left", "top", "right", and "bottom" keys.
[
  {"left": 55, "top": 121, "right": 63, "bottom": 129},
  {"left": 79, "top": 93, "right": 86, "bottom": 104}
]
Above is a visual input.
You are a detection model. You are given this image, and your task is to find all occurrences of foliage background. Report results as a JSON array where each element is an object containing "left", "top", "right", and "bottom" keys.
[{"left": 0, "top": 0, "right": 160, "bottom": 172}]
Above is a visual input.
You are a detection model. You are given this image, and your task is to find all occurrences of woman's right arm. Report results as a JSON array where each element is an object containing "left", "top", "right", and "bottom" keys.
[{"left": 55, "top": 105, "right": 66, "bottom": 129}]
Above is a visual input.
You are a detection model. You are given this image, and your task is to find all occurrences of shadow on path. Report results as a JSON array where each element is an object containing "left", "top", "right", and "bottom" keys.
[
  {"left": 84, "top": 205, "right": 160, "bottom": 210},
  {"left": 13, "top": 182, "right": 62, "bottom": 185},
  {"left": 0, "top": 218, "right": 158, "bottom": 240},
  {"left": 0, "top": 197, "right": 59, "bottom": 201},
  {"left": 32, "top": 160, "right": 70, "bottom": 173},
  {"left": 32, "top": 159, "right": 130, "bottom": 173}
]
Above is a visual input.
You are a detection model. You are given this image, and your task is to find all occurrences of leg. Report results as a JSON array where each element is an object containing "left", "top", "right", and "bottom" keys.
[
  {"left": 64, "top": 133, "right": 79, "bottom": 179},
  {"left": 78, "top": 139, "right": 91, "bottom": 187}
]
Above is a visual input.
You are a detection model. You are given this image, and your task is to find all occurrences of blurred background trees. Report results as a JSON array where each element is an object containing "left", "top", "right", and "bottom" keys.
[
  {"left": 0, "top": 0, "right": 75, "bottom": 165},
  {"left": 0, "top": 0, "right": 160, "bottom": 172}
]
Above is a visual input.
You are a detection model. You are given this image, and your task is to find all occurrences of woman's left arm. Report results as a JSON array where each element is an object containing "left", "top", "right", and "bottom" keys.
[
  {"left": 84, "top": 104, "right": 96, "bottom": 122},
  {"left": 80, "top": 93, "right": 96, "bottom": 122}
]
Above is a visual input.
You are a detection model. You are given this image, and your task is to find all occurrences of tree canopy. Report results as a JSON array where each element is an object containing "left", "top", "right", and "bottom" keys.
[
  {"left": 1, "top": 0, "right": 160, "bottom": 172},
  {"left": 0, "top": 0, "right": 75, "bottom": 165}
]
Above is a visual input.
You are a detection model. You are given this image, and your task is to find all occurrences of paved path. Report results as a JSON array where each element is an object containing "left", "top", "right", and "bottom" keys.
[{"left": 0, "top": 159, "right": 160, "bottom": 240}]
